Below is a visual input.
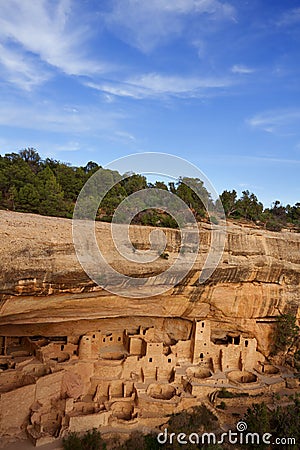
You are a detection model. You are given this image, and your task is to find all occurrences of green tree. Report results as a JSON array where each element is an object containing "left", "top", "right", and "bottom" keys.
[
  {"left": 62, "top": 429, "right": 106, "bottom": 450},
  {"left": 219, "top": 190, "right": 237, "bottom": 217},
  {"left": 37, "top": 166, "right": 66, "bottom": 216},
  {"left": 62, "top": 432, "right": 82, "bottom": 450},
  {"left": 7, "top": 185, "right": 18, "bottom": 210},
  {"left": 84, "top": 161, "right": 100, "bottom": 175},
  {"left": 272, "top": 313, "right": 299, "bottom": 356},
  {"left": 4, "top": 153, "right": 35, "bottom": 191},
  {"left": 122, "top": 173, "right": 147, "bottom": 195},
  {"left": 18, "top": 184, "right": 40, "bottom": 212},
  {"left": 44, "top": 157, "right": 60, "bottom": 171},
  {"left": 55, "top": 164, "right": 85, "bottom": 201},
  {"left": 271, "top": 396, "right": 300, "bottom": 446},
  {"left": 287, "top": 202, "right": 300, "bottom": 229},
  {"left": 175, "top": 177, "right": 211, "bottom": 219},
  {"left": 260, "top": 209, "right": 283, "bottom": 232},
  {"left": 100, "top": 182, "right": 127, "bottom": 217},
  {"left": 236, "top": 190, "right": 263, "bottom": 221},
  {"left": 148, "top": 181, "right": 168, "bottom": 190},
  {"left": 81, "top": 429, "right": 106, "bottom": 450},
  {"left": 243, "top": 402, "right": 271, "bottom": 449},
  {"left": 120, "top": 432, "right": 160, "bottom": 450},
  {"left": 270, "top": 200, "right": 288, "bottom": 221},
  {"left": 19, "top": 148, "right": 41, "bottom": 173},
  {"left": 244, "top": 397, "right": 300, "bottom": 449}
]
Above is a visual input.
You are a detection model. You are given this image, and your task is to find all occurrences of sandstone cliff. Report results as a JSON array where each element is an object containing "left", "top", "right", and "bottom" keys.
[{"left": 0, "top": 210, "right": 299, "bottom": 356}]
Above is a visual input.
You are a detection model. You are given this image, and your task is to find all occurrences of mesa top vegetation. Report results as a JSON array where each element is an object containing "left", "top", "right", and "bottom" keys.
[{"left": 0, "top": 148, "right": 299, "bottom": 231}]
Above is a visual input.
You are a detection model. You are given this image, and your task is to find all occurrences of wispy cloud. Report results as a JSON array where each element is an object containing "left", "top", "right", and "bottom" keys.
[
  {"left": 55, "top": 141, "right": 81, "bottom": 152},
  {"left": 0, "top": 100, "right": 125, "bottom": 134},
  {"left": 114, "top": 131, "right": 136, "bottom": 141},
  {"left": 231, "top": 64, "right": 255, "bottom": 74},
  {"left": 247, "top": 109, "right": 300, "bottom": 134},
  {"left": 104, "top": 0, "right": 236, "bottom": 52},
  {"left": 0, "top": 0, "right": 108, "bottom": 89},
  {"left": 245, "top": 156, "right": 300, "bottom": 165},
  {"left": 85, "top": 72, "right": 232, "bottom": 99},
  {"left": 276, "top": 7, "right": 300, "bottom": 27},
  {"left": 0, "top": 43, "right": 51, "bottom": 90}
]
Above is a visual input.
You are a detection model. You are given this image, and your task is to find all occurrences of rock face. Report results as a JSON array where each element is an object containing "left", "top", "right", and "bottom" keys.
[
  {"left": 0, "top": 210, "right": 300, "bottom": 445},
  {"left": 0, "top": 210, "right": 300, "bottom": 355}
]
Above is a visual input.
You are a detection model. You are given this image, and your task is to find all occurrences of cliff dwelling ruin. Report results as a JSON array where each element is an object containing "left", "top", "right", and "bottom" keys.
[
  {"left": 0, "top": 211, "right": 299, "bottom": 447},
  {"left": 0, "top": 319, "right": 297, "bottom": 446}
]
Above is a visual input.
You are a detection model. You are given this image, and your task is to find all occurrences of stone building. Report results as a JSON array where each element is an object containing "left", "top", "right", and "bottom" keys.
[{"left": 0, "top": 319, "right": 283, "bottom": 446}]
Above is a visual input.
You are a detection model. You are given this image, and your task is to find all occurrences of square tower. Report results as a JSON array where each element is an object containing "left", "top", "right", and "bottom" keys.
[{"left": 191, "top": 320, "right": 211, "bottom": 364}]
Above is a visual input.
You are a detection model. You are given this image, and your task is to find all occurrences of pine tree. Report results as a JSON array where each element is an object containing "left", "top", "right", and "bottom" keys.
[{"left": 37, "top": 167, "right": 66, "bottom": 216}]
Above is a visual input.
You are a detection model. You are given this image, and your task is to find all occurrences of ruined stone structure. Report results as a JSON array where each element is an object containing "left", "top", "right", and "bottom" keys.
[
  {"left": 1, "top": 317, "right": 298, "bottom": 446},
  {"left": 0, "top": 320, "right": 275, "bottom": 444},
  {"left": 0, "top": 211, "right": 299, "bottom": 445}
]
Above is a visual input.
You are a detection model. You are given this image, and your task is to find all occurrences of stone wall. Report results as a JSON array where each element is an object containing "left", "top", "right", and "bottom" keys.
[{"left": 0, "top": 384, "right": 35, "bottom": 435}]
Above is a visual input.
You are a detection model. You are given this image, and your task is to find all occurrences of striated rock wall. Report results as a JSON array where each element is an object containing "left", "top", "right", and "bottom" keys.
[{"left": 0, "top": 210, "right": 299, "bottom": 355}]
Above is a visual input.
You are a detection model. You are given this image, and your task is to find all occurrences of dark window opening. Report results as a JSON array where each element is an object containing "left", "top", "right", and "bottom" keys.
[
  {"left": 149, "top": 358, "right": 152, "bottom": 362},
  {"left": 118, "top": 337, "right": 121, "bottom": 342},
  {"left": 168, "top": 358, "right": 172, "bottom": 363},
  {"left": 202, "top": 322, "right": 205, "bottom": 328},
  {"left": 245, "top": 340, "right": 248, "bottom": 347},
  {"left": 200, "top": 353, "right": 204, "bottom": 359},
  {"left": 234, "top": 336, "right": 240, "bottom": 345},
  {"left": 61, "top": 345, "right": 64, "bottom": 351}
]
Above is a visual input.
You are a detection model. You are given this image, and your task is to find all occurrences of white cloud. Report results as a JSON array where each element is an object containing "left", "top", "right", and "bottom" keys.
[
  {"left": 0, "top": 43, "right": 51, "bottom": 90},
  {"left": 231, "top": 64, "right": 255, "bottom": 74},
  {"left": 0, "top": 100, "right": 125, "bottom": 134},
  {"left": 247, "top": 109, "right": 300, "bottom": 134},
  {"left": 114, "top": 131, "right": 136, "bottom": 141},
  {"left": 104, "top": 0, "right": 236, "bottom": 52},
  {"left": 276, "top": 7, "right": 300, "bottom": 26},
  {"left": 55, "top": 141, "right": 81, "bottom": 152},
  {"left": 85, "top": 72, "right": 232, "bottom": 99},
  {"left": 245, "top": 156, "right": 300, "bottom": 165},
  {"left": 0, "top": 0, "right": 107, "bottom": 89}
]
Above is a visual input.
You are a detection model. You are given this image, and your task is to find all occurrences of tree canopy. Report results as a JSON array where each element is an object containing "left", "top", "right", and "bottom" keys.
[{"left": 0, "top": 149, "right": 299, "bottom": 231}]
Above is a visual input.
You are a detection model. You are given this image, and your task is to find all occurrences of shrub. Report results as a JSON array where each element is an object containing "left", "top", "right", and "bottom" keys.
[
  {"left": 159, "top": 252, "right": 169, "bottom": 260},
  {"left": 244, "top": 397, "right": 300, "bottom": 449},
  {"left": 167, "top": 404, "right": 218, "bottom": 434},
  {"left": 120, "top": 432, "right": 160, "bottom": 449},
  {"left": 218, "top": 388, "right": 234, "bottom": 398},
  {"left": 266, "top": 219, "right": 283, "bottom": 232},
  {"left": 218, "top": 388, "right": 249, "bottom": 398},
  {"left": 62, "top": 432, "right": 82, "bottom": 450},
  {"left": 217, "top": 401, "right": 226, "bottom": 410},
  {"left": 62, "top": 429, "right": 106, "bottom": 450},
  {"left": 210, "top": 216, "right": 219, "bottom": 225},
  {"left": 272, "top": 313, "right": 299, "bottom": 355}
]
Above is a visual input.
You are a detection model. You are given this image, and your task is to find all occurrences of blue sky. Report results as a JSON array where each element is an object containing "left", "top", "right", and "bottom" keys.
[{"left": 0, "top": 0, "right": 300, "bottom": 207}]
